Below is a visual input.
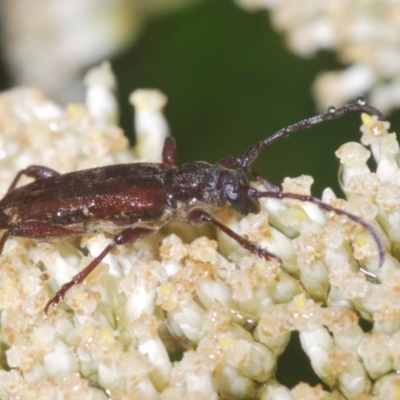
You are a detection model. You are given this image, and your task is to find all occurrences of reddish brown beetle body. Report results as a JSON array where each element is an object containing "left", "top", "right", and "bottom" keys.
[
  {"left": 0, "top": 161, "right": 258, "bottom": 233},
  {"left": 0, "top": 102, "right": 387, "bottom": 313},
  {"left": 0, "top": 164, "right": 168, "bottom": 231}
]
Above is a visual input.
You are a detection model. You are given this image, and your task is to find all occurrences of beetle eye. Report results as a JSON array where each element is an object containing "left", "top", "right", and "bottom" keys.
[{"left": 225, "top": 183, "right": 240, "bottom": 202}]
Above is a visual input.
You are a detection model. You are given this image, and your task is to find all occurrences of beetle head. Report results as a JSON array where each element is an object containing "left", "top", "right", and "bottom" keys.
[{"left": 216, "top": 167, "right": 260, "bottom": 215}]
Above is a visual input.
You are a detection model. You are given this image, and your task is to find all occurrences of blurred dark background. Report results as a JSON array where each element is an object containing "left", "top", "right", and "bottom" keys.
[{"left": 0, "top": 0, "right": 394, "bottom": 199}]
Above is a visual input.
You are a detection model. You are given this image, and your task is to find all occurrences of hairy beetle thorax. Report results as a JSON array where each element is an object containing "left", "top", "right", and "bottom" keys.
[{"left": 166, "top": 162, "right": 260, "bottom": 220}]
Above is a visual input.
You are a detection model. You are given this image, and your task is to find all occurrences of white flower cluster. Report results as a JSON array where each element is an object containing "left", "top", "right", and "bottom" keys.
[
  {"left": 0, "top": 64, "right": 399, "bottom": 399},
  {"left": 0, "top": 0, "right": 205, "bottom": 103},
  {"left": 235, "top": 0, "right": 400, "bottom": 113}
]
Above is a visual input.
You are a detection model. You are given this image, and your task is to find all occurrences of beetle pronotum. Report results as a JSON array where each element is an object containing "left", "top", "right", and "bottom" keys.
[{"left": 0, "top": 100, "right": 386, "bottom": 314}]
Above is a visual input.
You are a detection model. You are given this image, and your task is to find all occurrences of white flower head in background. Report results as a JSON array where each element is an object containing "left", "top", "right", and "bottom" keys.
[
  {"left": 0, "top": 0, "right": 204, "bottom": 104},
  {"left": 236, "top": 0, "right": 400, "bottom": 113}
]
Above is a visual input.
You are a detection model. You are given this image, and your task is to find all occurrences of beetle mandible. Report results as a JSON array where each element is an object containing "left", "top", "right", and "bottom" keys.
[{"left": 0, "top": 101, "right": 386, "bottom": 314}]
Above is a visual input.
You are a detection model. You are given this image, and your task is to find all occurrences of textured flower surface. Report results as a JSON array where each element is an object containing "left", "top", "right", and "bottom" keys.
[
  {"left": 236, "top": 0, "right": 400, "bottom": 113},
  {"left": 0, "top": 64, "right": 399, "bottom": 399}
]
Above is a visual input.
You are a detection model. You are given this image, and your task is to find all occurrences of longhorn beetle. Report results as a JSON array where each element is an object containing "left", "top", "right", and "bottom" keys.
[{"left": 0, "top": 101, "right": 386, "bottom": 314}]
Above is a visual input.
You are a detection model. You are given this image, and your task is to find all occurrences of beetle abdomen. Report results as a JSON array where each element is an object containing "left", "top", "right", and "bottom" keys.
[{"left": 0, "top": 164, "right": 169, "bottom": 229}]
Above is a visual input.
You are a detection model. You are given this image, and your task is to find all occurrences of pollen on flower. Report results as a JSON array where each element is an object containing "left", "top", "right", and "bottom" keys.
[
  {"left": 360, "top": 114, "right": 391, "bottom": 145},
  {"left": 0, "top": 63, "right": 399, "bottom": 399}
]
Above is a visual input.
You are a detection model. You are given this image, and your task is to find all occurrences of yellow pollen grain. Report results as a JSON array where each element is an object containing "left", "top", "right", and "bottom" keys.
[
  {"left": 159, "top": 284, "right": 170, "bottom": 296},
  {"left": 2, "top": 277, "right": 16, "bottom": 294},
  {"left": 219, "top": 337, "right": 231, "bottom": 347},
  {"left": 291, "top": 205, "right": 309, "bottom": 221},
  {"left": 355, "top": 233, "right": 367, "bottom": 247},
  {"left": 101, "top": 327, "right": 115, "bottom": 344},
  {"left": 361, "top": 113, "right": 372, "bottom": 126},
  {"left": 74, "top": 290, "right": 86, "bottom": 301},
  {"left": 82, "top": 326, "right": 93, "bottom": 336},
  {"left": 91, "top": 129, "right": 102, "bottom": 139},
  {"left": 66, "top": 104, "right": 83, "bottom": 117},
  {"left": 294, "top": 295, "right": 307, "bottom": 310}
]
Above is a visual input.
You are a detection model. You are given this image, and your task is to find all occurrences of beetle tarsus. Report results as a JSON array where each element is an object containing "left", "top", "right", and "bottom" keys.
[
  {"left": 44, "top": 226, "right": 156, "bottom": 314},
  {"left": 44, "top": 283, "right": 72, "bottom": 315},
  {"left": 188, "top": 208, "right": 283, "bottom": 264}
]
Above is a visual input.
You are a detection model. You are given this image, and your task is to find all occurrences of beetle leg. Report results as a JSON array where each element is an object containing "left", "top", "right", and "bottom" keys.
[
  {"left": 7, "top": 165, "right": 60, "bottom": 193},
  {"left": 162, "top": 136, "right": 177, "bottom": 167},
  {"left": 0, "top": 221, "right": 83, "bottom": 254},
  {"left": 45, "top": 226, "right": 156, "bottom": 314},
  {"left": 0, "top": 230, "right": 10, "bottom": 255},
  {"left": 187, "top": 208, "right": 283, "bottom": 264}
]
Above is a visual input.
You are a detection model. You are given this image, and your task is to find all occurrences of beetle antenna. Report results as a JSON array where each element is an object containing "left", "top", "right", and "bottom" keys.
[
  {"left": 248, "top": 189, "right": 385, "bottom": 267},
  {"left": 247, "top": 167, "right": 280, "bottom": 192},
  {"left": 240, "top": 101, "right": 385, "bottom": 169}
]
